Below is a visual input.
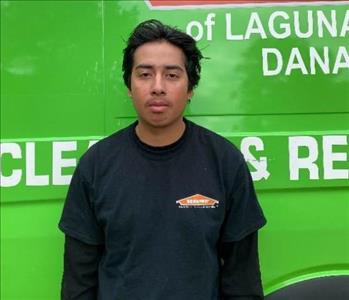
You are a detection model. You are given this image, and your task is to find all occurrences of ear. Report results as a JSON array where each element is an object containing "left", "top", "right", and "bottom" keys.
[{"left": 188, "top": 90, "right": 193, "bottom": 100}]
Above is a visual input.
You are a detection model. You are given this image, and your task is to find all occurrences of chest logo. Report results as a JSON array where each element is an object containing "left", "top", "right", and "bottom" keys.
[{"left": 176, "top": 194, "right": 219, "bottom": 208}]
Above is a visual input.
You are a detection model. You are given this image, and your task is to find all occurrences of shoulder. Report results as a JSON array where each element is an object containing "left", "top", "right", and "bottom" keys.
[
  {"left": 76, "top": 123, "right": 134, "bottom": 176},
  {"left": 189, "top": 120, "right": 244, "bottom": 164},
  {"left": 89, "top": 124, "right": 132, "bottom": 153}
]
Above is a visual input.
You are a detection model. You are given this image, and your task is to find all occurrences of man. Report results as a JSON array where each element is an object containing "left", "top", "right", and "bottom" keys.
[{"left": 59, "top": 19, "right": 266, "bottom": 300}]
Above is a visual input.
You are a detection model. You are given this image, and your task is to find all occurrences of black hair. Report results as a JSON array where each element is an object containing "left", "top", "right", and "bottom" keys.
[{"left": 122, "top": 19, "right": 203, "bottom": 91}]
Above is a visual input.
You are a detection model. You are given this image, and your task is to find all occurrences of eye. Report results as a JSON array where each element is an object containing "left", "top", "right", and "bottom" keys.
[
  {"left": 139, "top": 72, "right": 151, "bottom": 78},
  {"left": 166, "top": 73, "right": 179, "bottom": 79}
]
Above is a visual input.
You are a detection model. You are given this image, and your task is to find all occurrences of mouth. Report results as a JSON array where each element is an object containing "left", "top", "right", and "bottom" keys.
[{"left": 147, "top": 100, "right": 169, "bottom": 113}]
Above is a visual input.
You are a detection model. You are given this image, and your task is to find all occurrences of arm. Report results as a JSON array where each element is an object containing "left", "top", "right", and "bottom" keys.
[
  {"left": 220, "top": 231, "right": 264, "bottom": 300},
  {"left": 61, "top": 235, "right": 104, "bottom": 300}
]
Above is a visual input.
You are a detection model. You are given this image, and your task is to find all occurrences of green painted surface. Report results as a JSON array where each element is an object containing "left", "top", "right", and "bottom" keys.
[{"left": 1, "top": 0, "right": 348, "bottom": 299}]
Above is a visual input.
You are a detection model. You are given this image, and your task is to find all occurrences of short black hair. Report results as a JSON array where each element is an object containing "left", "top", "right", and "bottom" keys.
[{"left": 122, "top": 19, "right": 203, "bottom": 91}]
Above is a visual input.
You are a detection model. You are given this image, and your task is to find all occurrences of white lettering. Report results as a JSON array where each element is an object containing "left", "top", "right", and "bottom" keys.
[
  {"left": 323, "top": 135, "right": 349, "bottom": 180},
  {"left": 240, "top": 137, "right": 270, "bottom": 181},
  {"left": 333, "top": 46, "right": 349, "bottom": 74},
  {"left": 318, "top": 10, "right": 337, "bottom": 38},
  {"left": 245, "top": 12, "right": 267, "bottom": 40},
  {"left": 52, "top": 141, "right": 77, "bottom": 185},
  {"left": 285, "top": 48, "right": 308, "bottom": 75},
  {"left": 186, "top": 20, "right": 204, "bottom": 41},
  {"left": 310, "top": 46, "right": 330, "bottom": 75},
  {"left": 205, "top": 13, "right": 215, "bottom": 41},
  {"left": 289, "top": 136, "right": 319, "bottom": 180},
  {"left": 0, "top": 143, "right": 22, "bottom": 187},
  {"left": 88, "top": 140, "right": 99, "bottom": 148},
  {"left": 340, "top": 10, "right": 349, "bottom": 37},
  {"left": 294, "top": 10, "right": 313, "bottom": 38},
  {"left": 262, "top": 48, "right": 283, "bottom": 76},
  {"left": 225, "top": 13, "right": 244, "bottom": 40},
  {"left": 269, "top": 11, "right": 290, "bottom": 39},
  {"left": 25, "top": 142, "right": 49, "bottom": 186},
  {"left": 223, "top": 9, "right": 348, "bottom": 41}
]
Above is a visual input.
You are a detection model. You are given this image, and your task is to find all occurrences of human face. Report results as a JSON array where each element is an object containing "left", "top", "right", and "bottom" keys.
[{"left": 128, "top": 40, "right": 193, "bottom": 130}]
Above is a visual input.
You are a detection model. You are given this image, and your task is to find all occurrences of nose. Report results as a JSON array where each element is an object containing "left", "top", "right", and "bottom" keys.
[{"left": 151, "top": 74, "right": 166, "bottom": 96}]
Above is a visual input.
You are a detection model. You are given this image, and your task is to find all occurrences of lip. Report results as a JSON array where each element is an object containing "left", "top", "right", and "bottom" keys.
[{"left": 147, "top": 100, "right": 169, "bottom": 113}]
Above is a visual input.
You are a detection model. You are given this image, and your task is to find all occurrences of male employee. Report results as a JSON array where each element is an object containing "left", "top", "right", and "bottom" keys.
[{"left": 59, "top": 19, "right": 266, "bottom": 300}]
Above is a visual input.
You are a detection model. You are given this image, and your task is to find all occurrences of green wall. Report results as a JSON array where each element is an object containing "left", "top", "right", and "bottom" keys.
[{"left": 1, "top": 1, "right": 348, "bottom": 299}]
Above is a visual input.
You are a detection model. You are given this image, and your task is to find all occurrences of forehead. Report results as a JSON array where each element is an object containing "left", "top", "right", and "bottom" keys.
[{"left": 133, "top": 41, "right": 186, "bottom": 68}]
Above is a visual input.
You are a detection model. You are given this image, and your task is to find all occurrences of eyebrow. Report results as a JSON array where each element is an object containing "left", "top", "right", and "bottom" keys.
[{"left": 135, "top": 64, "right": 185, "bottom": 72}]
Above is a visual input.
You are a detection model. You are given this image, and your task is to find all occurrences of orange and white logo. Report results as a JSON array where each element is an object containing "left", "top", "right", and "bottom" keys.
[{"left": 176, "top": 194, "right": 219, "bottom": 208}]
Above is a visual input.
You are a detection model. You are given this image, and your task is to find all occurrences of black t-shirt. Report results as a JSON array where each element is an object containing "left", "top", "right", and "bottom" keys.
[{"left": 59, "top": 119, "right": 266, "bottom": 300}]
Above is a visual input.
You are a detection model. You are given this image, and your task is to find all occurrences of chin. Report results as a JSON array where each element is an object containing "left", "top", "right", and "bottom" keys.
[
  {"left": 139, "top": 113, "right": 183, "bottom": 128},
  {"left": 144, "top": 117, "right": 176, "bottom": 128},
  {"left": 148, "top": 120, "right": 171, "bottom": 128}
]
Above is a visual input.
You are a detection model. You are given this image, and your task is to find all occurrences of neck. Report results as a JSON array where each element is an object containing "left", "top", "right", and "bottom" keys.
[{"left": 135, "top": 119, "right": 186, "bottom": 147}]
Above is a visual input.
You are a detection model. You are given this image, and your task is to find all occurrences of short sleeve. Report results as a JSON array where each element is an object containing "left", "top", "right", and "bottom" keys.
[
  {"left": 59, "top": 165, "right": 104, "bottom": 245},
  {"left": 221, "top": 160, "right": 266, "bottom": 242}
]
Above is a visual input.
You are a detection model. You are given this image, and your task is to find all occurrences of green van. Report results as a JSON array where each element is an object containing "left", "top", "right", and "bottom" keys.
[{"left": 1, "top": 0, "right": 348, "bottom": 299}]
